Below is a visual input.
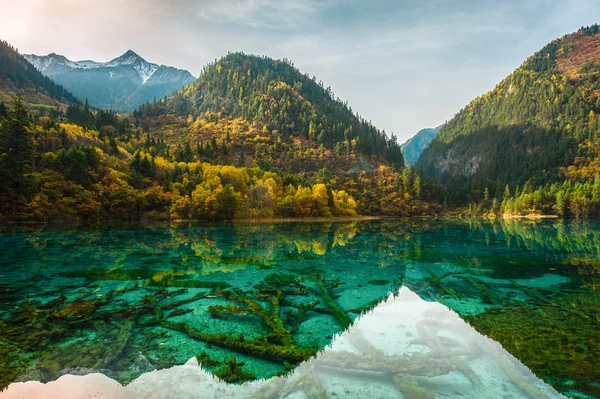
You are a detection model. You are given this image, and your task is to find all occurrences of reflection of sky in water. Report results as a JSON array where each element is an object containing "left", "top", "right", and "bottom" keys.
[
  {"left": 1, "top": 288, "right": 564, "bottom": 399},
  {"left": 0, "top": 220, "right": 598, "bottom": 398}
]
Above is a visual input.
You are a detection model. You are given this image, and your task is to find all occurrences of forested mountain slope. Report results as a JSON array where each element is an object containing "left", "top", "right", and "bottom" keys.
[
  {"left": 419, "top": 25, "right": 600, "bottom": 209},
  {"left": 0, "top": 41, "right": 80, "bottom": 107},
  {"left": 0, "top": 46, "right": 439, "bottom": 223},
  {"left": 136, "top": 52, "right": 404, "bottom": 170}
]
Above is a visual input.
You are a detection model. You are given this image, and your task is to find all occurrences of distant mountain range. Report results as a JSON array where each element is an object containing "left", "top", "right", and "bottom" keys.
[
  {"left": 401, "top": 126, "right": 441, "bottom": 165},
  {"left": 24, "top": 50, "right": 195, "bottom": 111}
]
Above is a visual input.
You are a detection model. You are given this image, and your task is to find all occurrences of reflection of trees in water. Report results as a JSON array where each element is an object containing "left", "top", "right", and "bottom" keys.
[
  {"left": 6, "top": 221, "right": 445, "bottom": 278},
  {"left": 1, "top": 220, "right": 598, "bottom": 397},
  {"left": 466, "top": 219, "right": 600, "bottom": 289},
  {"left": 401, "top": 220, "right": 600, "bottom": 398},
  {"left": 468, "top": 219, "right": 600, "bottom": 255},
  {"left": 0, "top": 251, "right": 397, "bottom": 390}
]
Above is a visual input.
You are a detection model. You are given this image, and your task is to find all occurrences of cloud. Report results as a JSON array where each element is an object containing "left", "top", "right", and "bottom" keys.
[
  {"left": 191, "top": 0, "right": 331, "bottom": 29},
  {"left": 2, "top": 0, "right": 600, "bottom": 140}
]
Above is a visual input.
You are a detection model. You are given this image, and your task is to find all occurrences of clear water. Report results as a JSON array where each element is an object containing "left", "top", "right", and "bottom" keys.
[{"left": 0, "top": 219, "right": 598, "bottom": 398}]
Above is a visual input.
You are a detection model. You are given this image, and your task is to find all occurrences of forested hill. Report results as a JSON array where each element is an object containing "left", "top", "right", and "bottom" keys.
[
  {"left": 419, "top": 24, "right": 600, "bottom": 207},
  {"left": 136, "top": 52, "right": 404, "bottom": 168},
  {"left": 0, "top": 45, "right": 439, "bottom": 224},
  {"left": 0, "top": 41, "right": 80, "bottom": 107}
]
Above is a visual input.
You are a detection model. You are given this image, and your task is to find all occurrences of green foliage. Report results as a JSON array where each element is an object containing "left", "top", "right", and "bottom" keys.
[
  {"left": 581, "top": 23, "right": 600, "bottom": 36},
  {"left": 55, "top": 145, "right": 100, "bottom": 187},
  {"left": 213, "top": 356, "right": 255, "bottom": 383},
  {"left": 460, "top": 176, "right": 600, "bottom": 220},
  {"left": 0, "top": 96, "right": 35, "bottom": 211},
  {"left": 0, "top": 41, "right": 80, "bottom": 104},
  {"left": 420, "top": 25, "right": 600, "bottom": 206},
  {"left": 137, "top": 52, "right": 403, "bottom": 167},
  {"left": 0, "top": 44, "right": 446, "bottom": 223},
  {"left": 65, "top": 102, "right": 130, "bottom": 136},
  {"left": 214, "top": 184, "right": 240, "bottom": 220}
]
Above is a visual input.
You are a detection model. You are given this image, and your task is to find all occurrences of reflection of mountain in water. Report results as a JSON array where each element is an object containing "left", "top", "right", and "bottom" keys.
[
  {"left": 1, "top": 288, "right": 564, "bottom": 399},
  {"left": 0, "top": 220, "right": 598, "bottom": 398},
  {"left": 0, "top": 222, "right": 408, "bottom": 390}
]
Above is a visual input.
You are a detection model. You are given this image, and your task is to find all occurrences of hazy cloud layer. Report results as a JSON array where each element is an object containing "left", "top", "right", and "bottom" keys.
[{"left": 2, "top": 0, "right": 600, "bottom": 141}]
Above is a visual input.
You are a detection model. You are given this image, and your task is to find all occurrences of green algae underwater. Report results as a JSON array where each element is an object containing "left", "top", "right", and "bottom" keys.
[{"left": 0, "top": 219, "right": 598, "bottom": 398}]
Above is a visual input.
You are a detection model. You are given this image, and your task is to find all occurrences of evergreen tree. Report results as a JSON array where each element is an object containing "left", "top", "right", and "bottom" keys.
[
  {"left": 214, "top": 184, "right": 239, "bottom": 220},
  {"left": 503, "top": 185, "right": 511, "bottom": 201},
  {"left": 413, "top": 175, "right": 422, "bottom": 199},
  {"left": 0, "top": 96, "right": 35, "bottom": 195}
]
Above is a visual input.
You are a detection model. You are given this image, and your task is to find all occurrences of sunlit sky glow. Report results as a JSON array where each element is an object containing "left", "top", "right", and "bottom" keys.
[{"left": 2, "top": 0, "right": 599, "bottom": 142}]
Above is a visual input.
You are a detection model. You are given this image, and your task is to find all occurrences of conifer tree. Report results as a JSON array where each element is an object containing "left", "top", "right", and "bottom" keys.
[{"left": 0, "top": 96, "right": 34, "bottom": 191}]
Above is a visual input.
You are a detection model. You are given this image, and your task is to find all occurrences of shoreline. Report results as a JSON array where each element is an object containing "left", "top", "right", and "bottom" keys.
[
  {"left": 229, "top": 215, "right": 390, "bottom": 224},
  {"left": 501, "top": 214, "right": 559, "bottom": 220},
  {"left": 0, "top": 215, "right": 396, "bottom": 231},
  {"left": 0, "top": 214, "right": 580, "bottom": 232}
]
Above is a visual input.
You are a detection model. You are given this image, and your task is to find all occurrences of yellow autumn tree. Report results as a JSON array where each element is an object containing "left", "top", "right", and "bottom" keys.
[
  {"left": 312, "top": 183, "right": 331, "bottom": 217},
  {"left": 332, "top": 190, "right": 357, "bottom": 216}
]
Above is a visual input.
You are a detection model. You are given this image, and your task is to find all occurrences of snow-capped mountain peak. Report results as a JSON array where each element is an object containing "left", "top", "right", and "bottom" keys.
[
  {"left": 23, "top": 50, "right": 196, "bottom": 111},
  {"left": 137, "top": 63, "right": 159, "bottom": 83},
  {"left": 102, "top": 50, "right": 159, "bottom": 83},
  {"left": 25, "top": 50, "right": 160, "bottom": 83},
  {"left": 109, "top": 49, "right": 142, "bottom": 65},
  {"left": 106, "top": 50, "right": 144, "bottom": 67}
]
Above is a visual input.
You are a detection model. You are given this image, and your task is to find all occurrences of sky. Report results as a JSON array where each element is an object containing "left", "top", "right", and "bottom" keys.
[{"left": 2, "top": 0, "right": 600, "bottom": 142}]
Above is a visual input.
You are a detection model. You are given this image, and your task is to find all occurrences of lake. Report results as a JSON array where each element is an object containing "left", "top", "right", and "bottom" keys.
[{"left": 0, "top": 219, "right": 598, "bottom": 399}]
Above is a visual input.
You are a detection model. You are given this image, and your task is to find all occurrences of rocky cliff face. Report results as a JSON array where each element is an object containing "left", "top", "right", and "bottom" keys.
[{"left": 418, "top": 25, "right": 600, "bottom": 197}]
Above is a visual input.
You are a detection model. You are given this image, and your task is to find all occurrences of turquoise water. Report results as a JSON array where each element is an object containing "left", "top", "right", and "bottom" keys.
[{"left": 0, "top": 220, "right": 598, "bottom": 398}]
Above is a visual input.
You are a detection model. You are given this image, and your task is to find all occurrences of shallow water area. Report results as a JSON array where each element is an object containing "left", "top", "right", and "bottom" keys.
[{"left": 0, "top": 219, "right": 598, "bottom": 398}]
